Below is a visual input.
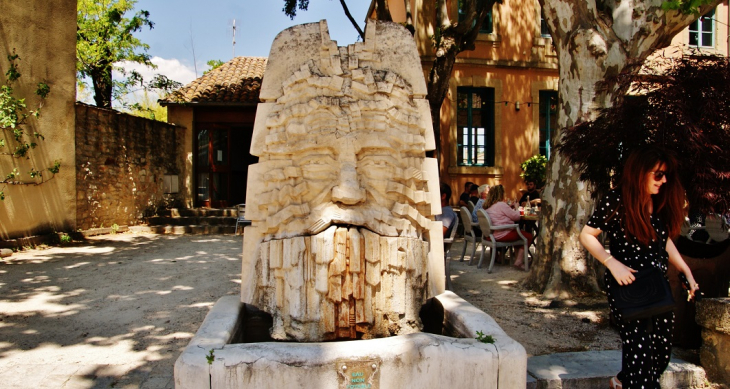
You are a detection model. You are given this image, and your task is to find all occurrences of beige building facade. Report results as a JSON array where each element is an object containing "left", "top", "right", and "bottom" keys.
[
  {"left": 668, "top": 3, "right": 729, "bottom": 56},
  {"left": 381, "top": 0, "right": 730, "bottom": 201},
  {"left": 0, "top": 1, "right": 78, "bottom": 240},
  {"left": 379, "top": 0, "right": 560, "bottom": 200}
]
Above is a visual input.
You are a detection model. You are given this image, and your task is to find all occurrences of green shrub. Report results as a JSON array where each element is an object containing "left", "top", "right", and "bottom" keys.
[{"left": 520, "top": 155, "right": 548, "bottom": 188}]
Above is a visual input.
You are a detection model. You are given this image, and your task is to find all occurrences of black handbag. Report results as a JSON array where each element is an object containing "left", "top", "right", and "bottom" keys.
[{"left": 610, "top": 267, "right": 675, "bottom": 320}]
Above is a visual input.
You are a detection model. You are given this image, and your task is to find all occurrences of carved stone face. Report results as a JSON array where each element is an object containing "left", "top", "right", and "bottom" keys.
[
  {"left": 257, "top": 66, "right": 432, "bottom": 240},
  {"left": 242, "top": 20, "right": 444, "bottom": 342}
]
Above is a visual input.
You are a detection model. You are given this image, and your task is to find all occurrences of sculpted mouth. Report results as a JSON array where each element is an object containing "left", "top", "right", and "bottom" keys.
[{"left": 306, "top": 204, "right": 403, "bottom": 237}]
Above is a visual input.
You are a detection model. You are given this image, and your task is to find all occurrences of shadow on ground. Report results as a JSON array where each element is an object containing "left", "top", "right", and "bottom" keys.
[
  {"left": 0, "top": 233, "right": 242, "bottom": 388},
  {"left": 446, "top": 239, "right": 621, "bottom": 356}
]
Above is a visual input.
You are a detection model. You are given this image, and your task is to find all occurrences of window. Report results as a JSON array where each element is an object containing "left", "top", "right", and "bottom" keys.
[
  {"left": 457, "top": 87, "right": 495, "bottom": 166},
  {"left": 540, "top": 16, "right": 550, "bottom": 37},
  {"left": 539, "top": 90, "right": 558, "bottom": 159},
  {"left": 689, "top": 8, "right": 715, "bottom": 48},
  {"left": 458, "top": 0, "right": 493, "bottom": 34}
]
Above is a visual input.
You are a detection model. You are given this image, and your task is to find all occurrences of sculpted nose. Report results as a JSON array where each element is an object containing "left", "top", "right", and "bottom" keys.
[{"left": 332, "top": 163, "right": 366, "bottom": 205}]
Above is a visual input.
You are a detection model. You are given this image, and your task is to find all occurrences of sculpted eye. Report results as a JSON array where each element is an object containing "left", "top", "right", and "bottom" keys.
[
  {"left": 305, "top": 159, "right": 329, "bottom": 165},
  {"left": 298, "top": 154, "right": 337, "bottom": 180},
  {"left": 358, "top": 152, "right": 397, "bottom": 168}
]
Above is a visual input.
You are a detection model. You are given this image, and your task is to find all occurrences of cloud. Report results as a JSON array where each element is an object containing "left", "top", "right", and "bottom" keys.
[
  {"left": 116, "top": 56, "right": 198, "bottom": 86},
  {"left": 109, "top": 56, "right": 200, "bottom": 109}
]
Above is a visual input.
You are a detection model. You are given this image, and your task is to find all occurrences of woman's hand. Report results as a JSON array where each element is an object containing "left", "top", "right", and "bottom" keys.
[
  {"left": 606, "top": 258, "right": 637, "bottom": 285},
  {"left": 684, "top": 272, "right": 700, "bottom": 301}
]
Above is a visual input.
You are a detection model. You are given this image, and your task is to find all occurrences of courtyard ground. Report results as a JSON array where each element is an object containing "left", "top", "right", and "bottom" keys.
[
  {"left": 0, "top": 233, "right": 624, "bottom": 388},
  {"left": 0, "top": 233, "right": 241, "bottom": 388}
]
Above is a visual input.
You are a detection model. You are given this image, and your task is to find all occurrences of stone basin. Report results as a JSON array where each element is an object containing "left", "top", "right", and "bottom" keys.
[{"left": 174, "top": 291, "right": 526, "bottom": 389}]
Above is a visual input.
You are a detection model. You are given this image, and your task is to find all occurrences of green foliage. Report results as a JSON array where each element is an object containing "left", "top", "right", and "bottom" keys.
[
  {"left": 111, "top": 223, "right": 119, "bottom": 234},
  {"left": 5, "top": 168, "right": 18, "bottom": 181},
  {"left": 662, "top": 0, "right": 716, "bottom": 14},
  {"left": 60, "top": 234, "right": 72, "bottom": 244},
  {"left": 283, "top": 0, "right": 310, "bottom": 20},
  {"left": 117, "top": 74, "right": 180, "bottom": 120},
  {"left": 206, "top": 349, "right": 215, "bottom": 365},
  {"left": 1, "top": 52, "right": 59, "bottom": 200},
  {"left": 203, "top": 60, "right": 225, "bottom": 75},
  {"left": 76, "top": 0, "right": 155, "bottom": 108},
  {"left": 48, "top": 161, "right": 61, "bottom": 175},
  {"left": 520, "top": 155, "right": 548, "bottom": 188},
  {"left": 475, "top": 330, "right": 495, "bottom": 344}
]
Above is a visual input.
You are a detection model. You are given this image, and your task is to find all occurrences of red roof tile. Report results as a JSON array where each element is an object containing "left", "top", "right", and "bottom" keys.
[{"left": 162, "top": 56, "right": 267, "bottom": 104}]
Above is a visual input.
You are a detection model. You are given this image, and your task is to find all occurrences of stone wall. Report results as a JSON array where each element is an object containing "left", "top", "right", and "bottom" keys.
[{"left": 75, "top": 103, "right": 184, "bottom": 230}]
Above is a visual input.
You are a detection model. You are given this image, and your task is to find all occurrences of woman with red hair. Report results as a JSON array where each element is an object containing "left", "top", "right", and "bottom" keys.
[{"left": 580, "top": 145, "right": 699, "bottom": 389}]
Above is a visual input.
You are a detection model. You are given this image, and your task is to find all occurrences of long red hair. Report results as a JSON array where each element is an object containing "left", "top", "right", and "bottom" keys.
[{"left": 619, "top": 145, "right": 685, "bottom": 245}]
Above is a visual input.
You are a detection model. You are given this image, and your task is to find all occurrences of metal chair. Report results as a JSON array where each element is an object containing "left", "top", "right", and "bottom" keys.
[
  {"left": 234, "top": 203, "right": 248, "bottom": 235},
  {"left": 467, "top": 201, "right": 475, "bottom": 213},
  {"left": 443, "top": 214, "right": 459, "bottom": 290},
  {"left": 476, "top": 209, "right": 529, "bottom": 273},
  {"left": 459, "top": 207, "right": 482, "bottom": 265}
]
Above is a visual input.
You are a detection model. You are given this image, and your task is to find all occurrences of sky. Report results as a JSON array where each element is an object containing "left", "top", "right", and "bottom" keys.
[{"left": 116, "top": 0, "right": 373, "bottom": 95}]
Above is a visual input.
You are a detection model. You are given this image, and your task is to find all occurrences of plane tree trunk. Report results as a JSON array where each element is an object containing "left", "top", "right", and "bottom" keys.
[{"left": 524, "top": 0, "right": 721, "bottom": 298}]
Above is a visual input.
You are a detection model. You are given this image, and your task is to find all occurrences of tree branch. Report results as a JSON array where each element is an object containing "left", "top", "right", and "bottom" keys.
[{"left": 339, "top": 0, "right": 365, "bottom": 40}]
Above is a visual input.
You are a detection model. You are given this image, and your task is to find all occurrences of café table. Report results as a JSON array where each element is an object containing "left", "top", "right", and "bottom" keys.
[{"left": 520, "top": 210, "right": 540, "bottom": 250}]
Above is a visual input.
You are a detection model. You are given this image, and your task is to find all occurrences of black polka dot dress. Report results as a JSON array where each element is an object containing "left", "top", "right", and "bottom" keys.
[{"left": 586, "top": 190, "right": 673, "bottom": 389}]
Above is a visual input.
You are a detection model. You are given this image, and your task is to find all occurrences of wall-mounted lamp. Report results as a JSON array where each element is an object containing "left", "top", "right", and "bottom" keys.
[{"left": 515, "top": 101, "right": 520, "bottom": 111}]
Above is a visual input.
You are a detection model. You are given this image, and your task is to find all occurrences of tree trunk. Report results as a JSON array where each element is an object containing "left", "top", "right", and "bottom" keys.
[
  {"left": 424, "top": 0, "right": 497, "bottom": 163},
  {"left": 91, "top": 65, "right": 113, "bottom": 108},
  {"left": 525, "top": 0, "right": 720, "bottom": 297},
  {"left": 375, "top": 0, "right": 392, "bottom": 21},
  {"left": 427, "top": 53, "right": 458, "bottom": 164}
]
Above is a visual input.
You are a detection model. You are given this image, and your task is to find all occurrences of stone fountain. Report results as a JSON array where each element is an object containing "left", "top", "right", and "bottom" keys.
[{"left": 175, "top": 19, "right": 526, "bottom": 389}]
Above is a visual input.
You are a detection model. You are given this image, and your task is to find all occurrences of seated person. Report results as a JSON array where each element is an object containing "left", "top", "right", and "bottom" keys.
[
  {"left": 484, "top": 185, "right": 533, "bottom": 270},
  {"left": 435, "top": 183, "right": 457, "bottom": 237},
  {"left": 471, "top": 184, "right": 490, "bottom": 223},
  {"left": 458, "top": 181, "right": 474, "bottom": 207},
  {"left": 519, "top": 180, "right": 541, "bottom": 207},
  {"left": 468, "top": 183, "right": 480, "bottom": 205}
]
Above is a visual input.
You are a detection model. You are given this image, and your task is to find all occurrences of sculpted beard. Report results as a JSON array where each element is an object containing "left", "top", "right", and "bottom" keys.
[{"left": 255, "top": 225, "right": 429, "bottom": 341}]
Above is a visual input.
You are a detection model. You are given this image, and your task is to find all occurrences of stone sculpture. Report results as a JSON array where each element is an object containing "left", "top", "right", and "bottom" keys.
[{"left": 242, "top": 19, "right": 444, "bottom": 342}]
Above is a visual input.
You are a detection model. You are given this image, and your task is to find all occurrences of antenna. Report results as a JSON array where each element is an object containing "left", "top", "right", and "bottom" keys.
[{"left": 232, "top": 19, "right": 237, "bottom": 58}]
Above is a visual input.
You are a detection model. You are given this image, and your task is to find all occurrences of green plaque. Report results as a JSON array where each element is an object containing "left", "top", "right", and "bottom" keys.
[{"left": 336, "top": 358, "right": 380, "bottom": 389}]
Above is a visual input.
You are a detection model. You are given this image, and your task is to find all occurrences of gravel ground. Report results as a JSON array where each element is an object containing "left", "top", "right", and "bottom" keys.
[
  {"left": 447, "top": 240, "right": 622, "bottom": 356},
  {"left": 0, "top": 232, "right": 242, "bottom": 388},
  {"left": 0, "top": 233, "right": 656, "bottom": 388}
]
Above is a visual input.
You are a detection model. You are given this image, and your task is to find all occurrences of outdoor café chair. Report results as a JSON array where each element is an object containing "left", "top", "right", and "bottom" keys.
[
  {"left": 443, "top": 214, "right": 459, "bottom": 290},
  {"left": 459, "top": 206, "right": 482, "bottom": 265},
  {"left": 234, "top": 203, "right": 248, "bottom": 235},
  {"left": 476, "top": 209, "right": 529, "bottom": 273}
]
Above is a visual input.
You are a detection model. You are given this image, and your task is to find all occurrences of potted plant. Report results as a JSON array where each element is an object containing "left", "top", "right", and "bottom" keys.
[{"left": 520, "top": 155, "right": 547, "bottom": 188}]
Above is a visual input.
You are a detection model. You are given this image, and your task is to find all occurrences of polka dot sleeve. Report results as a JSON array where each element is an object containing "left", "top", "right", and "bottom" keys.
[{"left": 586, "top": 190, "right": 621, "bottom": 232}]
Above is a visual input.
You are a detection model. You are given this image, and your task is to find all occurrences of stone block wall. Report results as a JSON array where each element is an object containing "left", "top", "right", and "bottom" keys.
[
  {"left": 75, "top": 103, "right": 184, "bottom": 230},
  {"left": 696, "top": 297, "right": 730, "bottom": 386}
]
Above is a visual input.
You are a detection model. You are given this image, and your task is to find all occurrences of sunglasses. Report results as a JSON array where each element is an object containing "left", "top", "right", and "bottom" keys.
[{"left": 650, "top": 171, "right": 667, "bottom": 181}]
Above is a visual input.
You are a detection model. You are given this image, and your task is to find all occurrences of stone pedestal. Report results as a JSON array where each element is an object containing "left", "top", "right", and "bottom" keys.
[{"left": 696, "top": 298, "right": 730, "bottom": 386}]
